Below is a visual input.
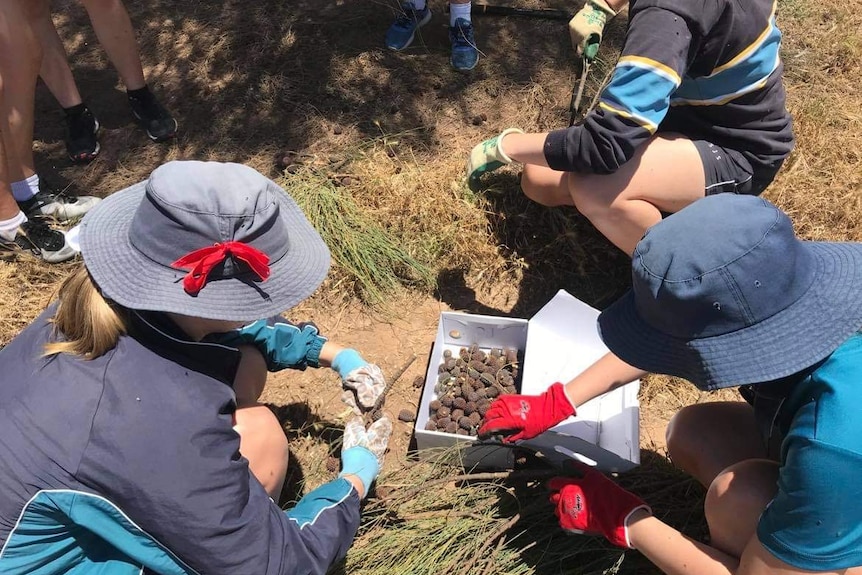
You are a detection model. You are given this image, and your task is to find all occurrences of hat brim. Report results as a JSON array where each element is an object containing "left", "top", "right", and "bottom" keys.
[
  {"left": 79, "top": 179, "right": 331, "bottom": 321},
  {"left": 598, "top": 242, "right": 862, "bottom": 389}
]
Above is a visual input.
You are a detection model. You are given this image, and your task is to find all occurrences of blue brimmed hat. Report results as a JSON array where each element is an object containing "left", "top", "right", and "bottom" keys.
[
  {"left": 79, "top": 161, "right": 331, "bottom": 321},
  {"left": 598, "top": 195, "right": 862, "bottom": 390}
]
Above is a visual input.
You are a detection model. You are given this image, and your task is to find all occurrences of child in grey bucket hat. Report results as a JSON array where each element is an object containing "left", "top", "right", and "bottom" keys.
[
  {"left": 0, "top": 161, "right": 391, "bottom": 574},
  {"left": 479, "top": 194, "right": 862, "bottom": 573}
]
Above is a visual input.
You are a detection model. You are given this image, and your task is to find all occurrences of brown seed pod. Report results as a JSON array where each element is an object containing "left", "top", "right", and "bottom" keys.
[
  {"left": 445, "top": 358, "right": 457, "bottom": 371},
  {"left": 459, "top": 416, "right": 473, "bottom": 430},
  {"left": 479, "top": 373, "right": 496, "bottom": 387},
  {"left": 437, "top": 373, "right": 452, "bottom": 385},
  {"left": 469, "top": 412, "right": 482, "bottom": 426},
  {"left": 464, "top": 401, "right": 477, "bottom": 415},
  {"left": 437, "top": 406, "right": 451, "bottom": 419},
  {"left": 467, "top": 391, "right": 480, "bottom": 403},
  {"left": 476, "top": 388, "right": 488, "bottom": 399},
  {"left": 467, "top": 367, "right": 481, "bottom": 380},
  {"left": 425, "top": 421, "right": 437, "bottom": 431},
  {"left": 440, "top": 395, "right": 454, "bottom": 408},
  {"left": 456, "top": 428, "right": 470, "bottom": 436},
  {"left": 459, "top": 348, "right": 470, "bottom": 361},
  {"left": 438, "top": 363, "right": 447, "bottom": 374},
  {"left": 430, "top": 400, "right": 442, "bottom": 411},
  {"left": 413, "top": 375, "right": 425, "bottom": 389},
  {"left": 326, "top": 456, "right": 340, "bottom": 473},
  {"left": 505, "top": 386, "right": 517, "bottom": 395},
  {"left": 443, "top": 349, "right": 453, "bottom": 359},
  {"left": 446, "top": 422, "right": 458, "bottom": 434},
  {"left": 451, "top": 386, "right": 463, "bottom": 398},
  {"left": 429, "top": 413, "right": 438, "bottom": 423},
  {"left": 398, "top": 409, "right": 416, "bottom": 422},
  {"left": 453, "top": 397, "right": 467, "bottom": 410},
  {"left": 486, "top": 386, "right": 500, "bottom": 398},
  {"left": 437, "top": 417, "right": 452, "bottom": 428},
  {"left": 505, "top": 349, "right": 518, "bottom": 363},
  {"left": 477, "top": 402, "right": 490, "bottom": 417},
  {"left": 461, "top": 383, "right": 473, "bottom": 397},
  {"left": 451, "top": 408, "right": 465, "bottom": 420}
]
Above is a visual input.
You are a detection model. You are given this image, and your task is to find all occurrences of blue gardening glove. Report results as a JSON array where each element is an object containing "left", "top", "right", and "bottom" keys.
[
  {"left": 568, "top": 0, "right": 616, "bottom": 61},
  {"left": 333, "top": 349, "right": 387, "bottom": 414},
  {"left": 339, "top": 416, "right": 392, "bottom": 497},
  {"left": 215, "top": 318, "right": 326, "bottom": 371},
  {"left": 466, "top": 128, "right": 524, "bottom": 185}
]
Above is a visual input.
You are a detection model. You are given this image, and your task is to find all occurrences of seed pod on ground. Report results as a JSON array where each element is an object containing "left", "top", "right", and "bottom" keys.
[
  {"left": 464, "top": 401, "right": 477, "bottom": 415},
  {"left": 451, "top": 408, "right": 464, "bottom": 420},
  {"left": 469, "top": 412, "right": 482, "bottom": 426},
  {"left": 430, "top": 399, "right": 442, "bottom": 411},
  {"left": 398, "top": 410, "right": 416, "bottom": 422},
  {"left": 425, "top": 421, "right": 437, "bottom": 431},
  {"left": 413, "top": 375, "right": 425, "bottom": 389},
  {"left": 446, "top": 422, "right": 458, "bottom": 434},
  {"left": 459, "top": 416, "right": 473, "bottom": 430},
  {"left": 453, "top": 397, "right": 467, "bottom": 410},
  {"left": 467, "top": 391, "right": 480, "bottom": 403},
  {"left": 437, "top": 406, "right": 451, "bottom": 419},
  {"left": 440, "top": 395, "right": 454, "bottom": 408}
]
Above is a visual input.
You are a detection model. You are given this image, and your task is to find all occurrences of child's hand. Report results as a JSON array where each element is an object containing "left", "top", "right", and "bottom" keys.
[{"left": 466, "top": 128, "right": 524, "bottom": 186}]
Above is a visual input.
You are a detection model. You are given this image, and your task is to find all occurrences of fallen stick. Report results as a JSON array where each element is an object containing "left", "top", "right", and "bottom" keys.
[{"left": 459, "top": 514, "right": 521, "bottom": 575}]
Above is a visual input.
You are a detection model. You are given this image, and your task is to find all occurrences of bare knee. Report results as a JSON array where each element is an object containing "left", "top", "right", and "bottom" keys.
[
  {"left": 520, "top": 164, "right": 572, "bottom": 207},
  {"left": 665, "top": 405, "right": 702, "bottom": 472},
  {"left": 705, "top": 460, "right": 778, "bottom": 557},
  {"left": 234, "top": 405, "right": 289, "bottom": 499}
]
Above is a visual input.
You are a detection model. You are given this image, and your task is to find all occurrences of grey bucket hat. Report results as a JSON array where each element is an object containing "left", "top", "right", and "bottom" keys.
[
  {"left": 79, "top": 160, "right": 331, "bottom": 321},
  {"left": 598, "top": 194, "right": 862, "bottom": 390}
]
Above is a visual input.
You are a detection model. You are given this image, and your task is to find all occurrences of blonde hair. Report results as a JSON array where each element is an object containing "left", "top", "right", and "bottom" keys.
[{"left": 43, "top": 266, "right": 129, "bottom": 359}]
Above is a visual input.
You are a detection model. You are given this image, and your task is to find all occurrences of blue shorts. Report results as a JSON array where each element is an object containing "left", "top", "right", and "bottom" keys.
[
  {"left": 748, "top": 332, "right": 862, "bottom": 570},
  {"left": 692, "top": 140, "right": 783, "bottom": 197}
]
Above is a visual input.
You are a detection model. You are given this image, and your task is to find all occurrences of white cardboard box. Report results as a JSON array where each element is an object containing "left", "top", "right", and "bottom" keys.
[{"left": 413, "top": 289, "right": 640, "bottom": 472}]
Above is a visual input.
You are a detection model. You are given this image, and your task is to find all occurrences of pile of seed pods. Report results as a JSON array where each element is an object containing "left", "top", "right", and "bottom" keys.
[{"left": 424, "top": 344, "right": 520, "bottom": 436}]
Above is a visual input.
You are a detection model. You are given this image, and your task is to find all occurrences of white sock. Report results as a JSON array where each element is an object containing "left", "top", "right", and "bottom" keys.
[
  {"left": 0, "top": 210, "right": 27, "bottom": 242},
  {"left": 10, "top": 174, "right": 39, "bottom": 202},
  {"left": 412, "top": 0, "right": 426, "bottom": 11},
  {"left": 450, "top": 1, "right": 471, "bottom": 25}
]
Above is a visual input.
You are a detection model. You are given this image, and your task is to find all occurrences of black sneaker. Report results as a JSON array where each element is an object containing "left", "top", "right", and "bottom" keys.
[
  {"left": 18, "top": 189, "right": 101, "bottom": 223},
  {"left": 0, "top": 220, "right": 77, "bottom": 263},
  {"left": 128, "top": 89, "right": 178, "bottom": 142},
  {"left": 65, "top": 106, "right": 101, "bottom": 163}
]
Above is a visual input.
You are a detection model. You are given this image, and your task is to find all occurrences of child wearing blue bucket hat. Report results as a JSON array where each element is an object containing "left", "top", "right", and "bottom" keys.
[
  {"left": 480, "top": 194, "right": 862, "bottom": 573},
  {"left": 0, "top": 161, "right": 391, "bottom": 575}
]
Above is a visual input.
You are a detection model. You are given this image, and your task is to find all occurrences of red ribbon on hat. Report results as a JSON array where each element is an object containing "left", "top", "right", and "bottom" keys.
[{"left": 171, "top": 241, "right": 270, "bottom": 295}]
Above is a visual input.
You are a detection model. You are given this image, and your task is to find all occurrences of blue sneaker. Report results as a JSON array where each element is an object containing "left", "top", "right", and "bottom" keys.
[
  {"left": 449, "top": 18, "right": 479, "bottom": 71},
  {"left": 385, "top": 2, "right": 432, "bottom": 51}
]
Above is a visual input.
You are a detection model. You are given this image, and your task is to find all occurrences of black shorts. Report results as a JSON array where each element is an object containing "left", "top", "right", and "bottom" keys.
[{"left": 693, "top": 140, "right": 784, "bottom": 197}]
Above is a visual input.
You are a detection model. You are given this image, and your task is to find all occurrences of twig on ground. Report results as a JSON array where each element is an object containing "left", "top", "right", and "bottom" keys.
[{"left": 459, "top": 513, "right": 521, "bottom": 575}]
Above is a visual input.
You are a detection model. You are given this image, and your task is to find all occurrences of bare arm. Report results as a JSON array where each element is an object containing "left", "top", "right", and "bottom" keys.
[
  {"left": 318, "top": 341, "right": 347, "bottom": 368},
  {"left": 561, "top": 351, "right": 647, "bottom": 409},
  {"left": 627, "top": 510, "right": 826, "bottom": 575},
  {"left": 499, "top": 132, "right": 551, "bottom": 167}
]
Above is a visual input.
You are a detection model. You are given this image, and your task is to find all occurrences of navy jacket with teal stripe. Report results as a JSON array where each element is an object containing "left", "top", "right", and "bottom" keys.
[
  {"left": 544, "top": 0, "right": 794, "bottom": 174},
  {"left": 0, "top": 307, "right": 359, "bottom": 575}
]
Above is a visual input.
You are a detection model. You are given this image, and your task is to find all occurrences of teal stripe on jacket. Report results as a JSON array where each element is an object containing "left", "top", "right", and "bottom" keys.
[
  {"left": 599, "top": 56, "right": 682, "bottom": 133},
  {"left": 672, "top": 17, "right": 782, "bottom": 106},
  {"left": 0, "top": 490, "right": 197, "bottom": 575}
]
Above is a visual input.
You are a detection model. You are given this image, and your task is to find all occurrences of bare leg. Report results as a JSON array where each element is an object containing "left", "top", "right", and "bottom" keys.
[
  {"left": 665, "top": 401, "right": 769, "bottom": 488},
  {"left": 0, "top": 75, "right": 21, "bottom": 220},
  {"left": 520, "top": 134, "right": 706, "bottom": 255},
  {"left": 78, "top": 0, "right": 145, "bottom": 90},
  {"left": 31, "top": 0, "right": 83, "bottom": 109},
  {"left": 232, "top": 346, "right": 288, "bottom": 499},
  {"left": 705, "top": 459, "right": 779, "bottom": 557},
  {"left": 0, "top": 0, "right": 41, "bottom": 181}
]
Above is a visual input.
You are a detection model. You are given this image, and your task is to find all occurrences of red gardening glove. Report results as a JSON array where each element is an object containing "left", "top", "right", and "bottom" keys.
[
  {"left": 548, "top": 465, "right": 651, "bottom": 548},
  {"left": 477, "top": 382, "right": 575, "bottom": 442}
]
